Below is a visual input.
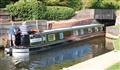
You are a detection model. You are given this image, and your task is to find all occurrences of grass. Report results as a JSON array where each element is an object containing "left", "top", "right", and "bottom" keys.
[
  {"left": 106, "top": 24, "right": 120, "bottom": 70},
  {"left": 112, "top": 24, "right": 120, "bottom": 50},
  {"left": 106, "top": 62, "right": 120, "bottom": 70},
  {"left": 113, "top": 37, "right": 120, "bottom": 50},
  {"left": 113, "top": 24, "right": 120, "bottom": 28}
]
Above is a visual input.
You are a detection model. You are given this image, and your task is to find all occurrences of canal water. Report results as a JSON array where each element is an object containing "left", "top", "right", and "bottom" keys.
[{"left": 0, "top": 37, "right": 113, "bottom": 70}]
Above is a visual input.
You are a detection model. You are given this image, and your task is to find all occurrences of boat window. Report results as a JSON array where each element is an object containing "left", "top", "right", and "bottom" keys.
[
  {"left": 64, "top": 31, "right": 72, "bottom": 38},
  {"left": 95, "top": 27, "right": 99, "bottom": 32},
  {"left": 43, "top": 35, "right": 47, "bottom": 41},
  {"left": 55, "top": 33, "right": 60, "bottom": 40},
  {"left": 79, "top": 29, "right": 84, "bottom": 35},
  {"left": 84, "top": 28, "right": 88, "bottom": 34},
  {"left": 48, "top": 34, "right": 56, "bottom": 41},
  {"left": 59, "top": 32, "right": 64, "bottom": 39},
  {"left": 88, "top": 28, "right": 92, "bottom": 33},
  {"left": 73, "top": 30, "right": 79, "bottom": 36},
  {"left": 92, "top": 27, "right": 95, "bottom": 32},
  {"left": 42, "top": 35, "right": 48, "bottom": 43},
  {"left": 100, "top": 26, "right": 103, "bottom": 31}
]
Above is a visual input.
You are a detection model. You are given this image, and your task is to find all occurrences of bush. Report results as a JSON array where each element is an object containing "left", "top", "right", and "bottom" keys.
[
  {"left": 39, "top": 0, "right": 82, "bottom": 10},
  {"left": 44, "top": 6, "right": 75, "bottom": 20},
  {"left": 43, "top": 0, "right": 60, "bottom": 6},
  {"left": 6, "top": 0, "right": 46, "bottom": 20},
  {"left": 67, "top": 0, "right": 82, "bottom": 10}
]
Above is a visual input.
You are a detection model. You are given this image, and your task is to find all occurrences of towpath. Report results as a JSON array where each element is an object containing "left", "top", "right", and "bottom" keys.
[{"left": 63, "top": 51, "right": 120, "bottom": 70}]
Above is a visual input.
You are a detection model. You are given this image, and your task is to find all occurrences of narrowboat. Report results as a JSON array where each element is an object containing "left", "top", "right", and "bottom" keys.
[{"left": 4, "top": 23, "right": 105, "bottom": 55}]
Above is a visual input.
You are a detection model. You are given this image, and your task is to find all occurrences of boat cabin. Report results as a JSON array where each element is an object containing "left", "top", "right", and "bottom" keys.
[{"left": 29, "top": 24, "right": 104, "bottom": 48}]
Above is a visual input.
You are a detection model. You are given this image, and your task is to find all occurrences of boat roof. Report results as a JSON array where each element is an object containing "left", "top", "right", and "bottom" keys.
[{"left": 39, "top": 24, "right": 104, "bottom": 35}]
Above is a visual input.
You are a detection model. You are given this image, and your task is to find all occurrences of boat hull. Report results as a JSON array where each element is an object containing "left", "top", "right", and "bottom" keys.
[{"left": 12, "top": 48, "right": 29, "bottom": 53}]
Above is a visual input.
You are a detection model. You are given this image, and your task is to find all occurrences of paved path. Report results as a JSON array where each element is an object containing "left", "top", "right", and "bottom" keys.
[{"left": 63, "top": 51, "right": 120, "bottom": 70}]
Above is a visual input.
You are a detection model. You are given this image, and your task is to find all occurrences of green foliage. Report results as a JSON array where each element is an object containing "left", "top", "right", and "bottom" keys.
[
  {"left": 39, "top": 0, "right": 82, "bottom": 10},
  {"left": 6, "top": 0, "right": 46, "bottom": 20},
  {"left": 114, "top": 24, "right": 120, "bottom": 28},
  {"left": 44, "top": 6, "right": 75, "bottom": 20},
  {"left": 90, "top": 0, "right": 103, "bottom": 9},
  {"left": 81, "top": 0, "right": 92, "bottom": 9},
  {"left": 113, "top": 37, "right": 120, "bottom": 50},
  {"left": 67, "top": 0, "right": 82, "bottom": 10},
  {"left": 90, "top": 0, "right": 120, "bottom": 9},
  {"left": 6, "top": 0, "right": 76, "bottom": 20},
  {"left": 42, "top": 0, "right": 60, "bottom": 6},
  {"left": 106, "top": 62, "right": 120, "bottom": 70},
  {"left": 31, "top": 1, "right": 46, "bottom": 19},
  {"left": 0, "top": 0, "right": 11, "bottom": 8}
]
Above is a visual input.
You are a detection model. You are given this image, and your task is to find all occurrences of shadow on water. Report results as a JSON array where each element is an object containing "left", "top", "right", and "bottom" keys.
[{"left": 0, "top": 37, "right": 111, "bottom": 70}]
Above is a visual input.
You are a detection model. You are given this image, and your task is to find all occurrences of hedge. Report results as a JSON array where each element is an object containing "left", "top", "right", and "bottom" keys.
[
  {"left": 6, "top": 0, "right": 46, "bottom": 20},
  {"left": 44, "top": 6, "right": 75, "bottom": 20}
]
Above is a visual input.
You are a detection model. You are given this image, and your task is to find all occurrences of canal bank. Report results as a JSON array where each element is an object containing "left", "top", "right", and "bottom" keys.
[{"left": 63, "top": 51, "right": 120, "bottom": 70}]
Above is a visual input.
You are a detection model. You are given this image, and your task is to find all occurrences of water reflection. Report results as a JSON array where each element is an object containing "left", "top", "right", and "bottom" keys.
[
  {"left": 29, "top": 43, "right": 92, "bottom": 69},
  {"left": 28, "top": 37, "right": 108, "bottom": 70},
  {"left": 12, "top": 53, "right": 29, "bottom": 70},
  {"left": 12, "top": 53, "right": 29, "bottom": 63}
]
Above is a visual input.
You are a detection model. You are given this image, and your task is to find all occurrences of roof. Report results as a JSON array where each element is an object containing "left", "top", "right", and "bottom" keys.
[{"left": 41, "top": 24, "right": 104, "bottom": 34}]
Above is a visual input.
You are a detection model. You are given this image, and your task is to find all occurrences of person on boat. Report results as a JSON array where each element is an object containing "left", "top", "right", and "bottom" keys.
[
  {"left": 8, "top": 23, "right": 16, "bottom": 47},
  {"left": 15, "top": 27, "right": 21, "bottom": 47},
  {"left": 19, "top": 21, "right": 30, "bottom": 48}
]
